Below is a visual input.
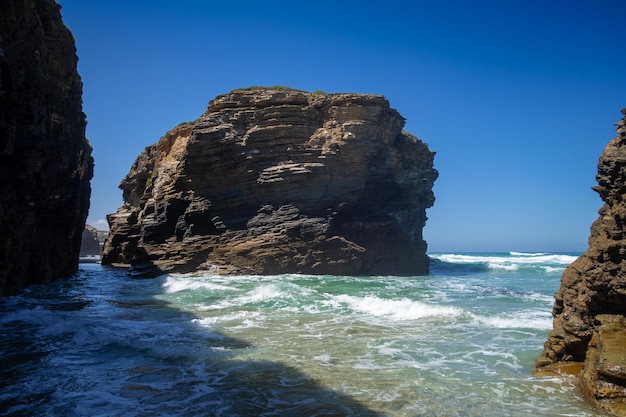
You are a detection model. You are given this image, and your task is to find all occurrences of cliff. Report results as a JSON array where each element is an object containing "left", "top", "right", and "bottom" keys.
[
  {"left": 0, "top": 0, "right": 93, "bottom": 296},
  {"left": 536, "top": 109, "right": 626, "bottom": 416},
  {"left": 102, "top": 87, "right": 437, "bottom": 277},
  {"left": 80, "top": 225, "right": 101, "bottom": 257}
]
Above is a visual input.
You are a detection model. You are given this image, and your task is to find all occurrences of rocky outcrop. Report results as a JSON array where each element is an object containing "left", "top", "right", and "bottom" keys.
[
  {"left": 80, "top": 225, "right": 101, "bottom": 256},
  {"left": 537, "top": 109, "right": 626, "bottom": 415},
  {"left": 102, "top": 87, "right": 437, "bottom": 277},
  {"left": 579, "top": 315, "right": 626, "bottom": 416},
  {"left": 0, "top": 0, "right": 93, "bottom": 296}
]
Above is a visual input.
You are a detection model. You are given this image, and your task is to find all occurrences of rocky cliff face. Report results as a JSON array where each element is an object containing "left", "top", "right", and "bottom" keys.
[
  {"left": 80, "top": 225, "right": 101, "bottom": 257},
  {"left": 537, "top": 109, "right": 626, "bottom": 415},
  {"left": 102, "top": 88, "right": 437, "bottom": 277},
  {"left": 0, "top": 0, "right": 93, "bottom": 296}
]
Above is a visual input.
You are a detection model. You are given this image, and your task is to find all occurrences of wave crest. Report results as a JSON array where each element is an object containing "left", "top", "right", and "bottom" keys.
[
  {"left": 430, "top": 252, "right": 578, "bottom": 273},
  {"left": 332, "top": 294, "right": 461, "bottom": 320}
]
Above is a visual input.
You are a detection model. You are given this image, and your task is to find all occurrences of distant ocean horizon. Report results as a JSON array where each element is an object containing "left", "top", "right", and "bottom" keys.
[{"left": 1, "top": 250, "right": 605, "bottom": 416}]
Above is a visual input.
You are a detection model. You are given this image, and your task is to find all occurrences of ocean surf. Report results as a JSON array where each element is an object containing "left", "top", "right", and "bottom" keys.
[{"left": 0, "top": 252, "right": 604, "bottom": 416}]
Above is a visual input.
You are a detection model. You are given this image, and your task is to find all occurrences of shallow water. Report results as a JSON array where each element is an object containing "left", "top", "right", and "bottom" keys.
[{"left": 0, "top": 252, "right": 606, "bottom": 416}]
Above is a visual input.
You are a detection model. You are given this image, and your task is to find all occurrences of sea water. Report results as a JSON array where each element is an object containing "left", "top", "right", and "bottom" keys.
[{"left": 0, "top": 252, "right": 607, "bottom": 416}]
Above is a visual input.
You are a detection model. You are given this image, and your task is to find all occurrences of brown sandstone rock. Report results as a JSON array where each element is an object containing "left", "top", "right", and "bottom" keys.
[
  {"left": 537, "top": 109, "right": 626, "bottom": 416},
  {"left": 579, "top": 315, "right": 626, "bottom": 415},
  {"left": 102, "top": 88, "right": 437, "bottom": 277},
  {"left": 0, "top": 0, "right": 93, "bottom": 296}
]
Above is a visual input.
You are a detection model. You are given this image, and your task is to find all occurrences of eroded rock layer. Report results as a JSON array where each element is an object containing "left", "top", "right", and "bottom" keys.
[
  {"left": 537, "top": 109, "right": 626, "bottom": 415},
  {"left": 0, "top": 0, "right": 93, "bottom": 296},
  {"left": 102, "top": 88, "right": 437, "bottom": 277}
]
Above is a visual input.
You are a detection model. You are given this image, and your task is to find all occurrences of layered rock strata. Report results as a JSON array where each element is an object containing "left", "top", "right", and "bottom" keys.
[
  {"left": 102, "top": 88, "right": 437, "bottom": 277},
  {"left": 0, "top": 0, "right": 93, "bottom": 296},
  {"left": 537, "top": 109, "right": 626, "bottom": 416}
]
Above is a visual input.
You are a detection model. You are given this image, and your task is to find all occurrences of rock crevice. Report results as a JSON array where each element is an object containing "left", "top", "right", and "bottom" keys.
[{"left": 102, "top": 88, "right": 437, "bottom": 277}]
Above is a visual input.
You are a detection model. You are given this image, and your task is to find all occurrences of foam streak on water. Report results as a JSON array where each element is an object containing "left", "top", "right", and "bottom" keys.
[{"left": 0, "top": 252, "right": 603, "bottom": 416}]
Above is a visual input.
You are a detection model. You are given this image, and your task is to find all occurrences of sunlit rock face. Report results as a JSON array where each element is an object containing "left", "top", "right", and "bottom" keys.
[
  {"left": 0, "top": 0, "right": 93, "bottom": 296},
  {"left": 102, "top": 87, "right": 437, "bottom": 277},
  {"left": 537, "top": 109, "right": 626, "bottom": 416}
]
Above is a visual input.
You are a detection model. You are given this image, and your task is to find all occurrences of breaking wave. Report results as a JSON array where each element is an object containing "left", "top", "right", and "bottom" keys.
[{"left": 430, "top": 252, "right": 578, "bottom": 273}]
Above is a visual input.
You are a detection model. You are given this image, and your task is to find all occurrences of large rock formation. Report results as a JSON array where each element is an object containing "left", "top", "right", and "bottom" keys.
[
  {"left": 0, "top": 0, "right": 93, "bottom": 296},
  {"left": 537, "top": 109, "right": 626, "bottom": 416},
  {"left": 102, "top": 87, "right": 437, "bottom": 277},
  {"left": 80, "top": 225, "right": 101, "bottom": 257}
]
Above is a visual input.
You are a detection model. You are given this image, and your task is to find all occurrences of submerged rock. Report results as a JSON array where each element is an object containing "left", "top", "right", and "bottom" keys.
[
  {"left": 537, "top": 109, "right": 626, "bottom": 415},
  {"left": 0, "top": 0, "right": 93, "bottom": 296},
  {"left": 102, "top": 87, "right": 437, "bottom": 277}
]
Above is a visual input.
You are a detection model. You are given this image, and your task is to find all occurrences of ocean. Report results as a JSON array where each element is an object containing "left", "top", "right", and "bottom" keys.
[{"left": 0, "top": 252, "right": 607, "bottom": 416}]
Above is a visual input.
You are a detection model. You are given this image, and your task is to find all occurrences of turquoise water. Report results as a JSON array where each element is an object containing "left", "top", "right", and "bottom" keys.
[{"left": 0, "top": 252, "right": 606, "bottom": 416}]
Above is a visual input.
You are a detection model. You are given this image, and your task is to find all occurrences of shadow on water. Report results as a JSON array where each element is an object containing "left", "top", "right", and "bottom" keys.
[{"left": 0, "top": 265, "right": 385, "bottom": 417}]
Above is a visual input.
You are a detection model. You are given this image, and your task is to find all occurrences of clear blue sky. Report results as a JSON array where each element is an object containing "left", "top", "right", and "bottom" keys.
[{"left": 59, "top": 0, "right": 626, "bottom": 253}]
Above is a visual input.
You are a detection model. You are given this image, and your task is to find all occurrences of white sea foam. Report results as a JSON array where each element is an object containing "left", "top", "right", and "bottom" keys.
[
  {"left": 489, "top": 263, "right": 519, "bottom": 271},
  {"left": 431, "top": 252, "right": 578, "bottom": 271},
  {"left": 161, "top": 275, "right": 234, "bottom": 293},
  {"left": 352, "top": 360, "right": 383, "bottom": 370},
  {"left": 470, "top": 310, "right": 553, "bottom": 330},
  {"left": 522, "top": 292, "right": 555, "bottom": 303},
  {"left": 542, "top": 266, "right": 565, "bottom": 273},
  {"left": 237, "top": 284, "right": 284, "bottom": 304},
  {"left": 332, "top": 294, "right": 461, "bottom": 321},
  {"left": 193, "top": 311, "right": 263, "bottom": 327},
  {"left": 313, "top": 353, "right": 333, "bottom": 363},
  {"left": 199, "top": 284, "right": 286, "bottom": 311}
]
